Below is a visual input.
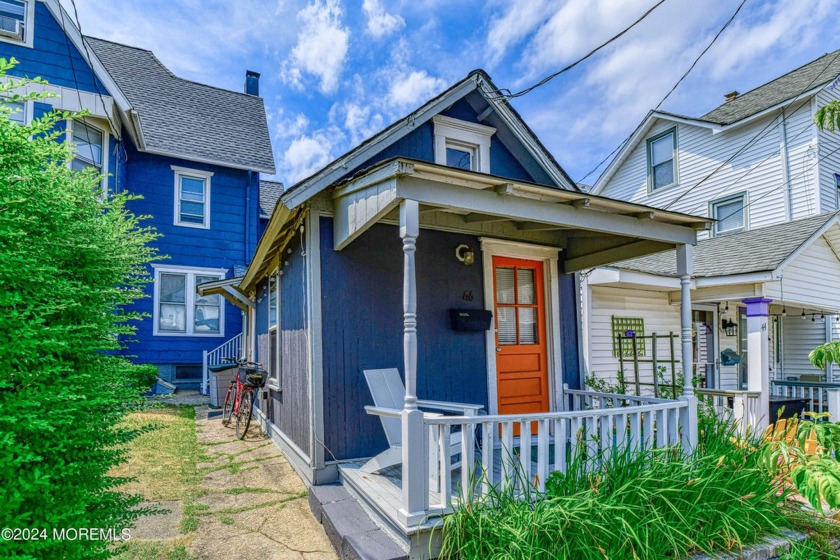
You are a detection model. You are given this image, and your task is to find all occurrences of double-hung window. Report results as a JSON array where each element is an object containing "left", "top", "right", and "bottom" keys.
[
  {"left": 0, "top": 0, "right": 32, "bottom": 47},
  {"left": 433, "top": 115, "right": 495, "bottom": 173},
  {"left": 71, "top": 122, "right": 104, "bottom": 173},
  {"left": 154, "top": 266, "right": 225, "bottom": 336},
  {"left": 172, "top": 166, "right": 212, "bottom": 229},
  {"left": 711, "top": 193, "right": 747, "bottom": 236},
  {"left": 267, "top": 270, "right": 281, "bottom": 389},
  {"left": 647, "top": 128, "right": 677, "bottom": 191}
]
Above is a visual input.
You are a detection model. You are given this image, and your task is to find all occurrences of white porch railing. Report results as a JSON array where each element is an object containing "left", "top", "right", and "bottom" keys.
[
  {"left": 201, "top": 333, "right": 242, "bottom": 394},
  {"left": 421, "top": 387, "right": 689, "bottom": 515},
  {"left": 696, "top": 388, "right": 762, "bottom": 435}
]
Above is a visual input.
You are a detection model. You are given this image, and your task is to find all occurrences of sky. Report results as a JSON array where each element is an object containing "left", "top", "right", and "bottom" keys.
[{"left": 65, "top": 0, "right": 840, "bottom": 187}]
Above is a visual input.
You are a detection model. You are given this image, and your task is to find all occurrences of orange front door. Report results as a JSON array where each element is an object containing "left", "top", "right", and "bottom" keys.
[{"left": 493, "top": 257, "right": 550, "bottom": 418}]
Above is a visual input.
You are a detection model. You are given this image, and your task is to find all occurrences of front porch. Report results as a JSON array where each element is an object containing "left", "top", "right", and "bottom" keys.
[{"left": 327, "top": 158, "right": 708, "bottom": 546}]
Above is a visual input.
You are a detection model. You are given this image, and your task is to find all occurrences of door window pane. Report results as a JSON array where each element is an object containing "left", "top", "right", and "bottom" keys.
[
  {"left": 517, "top": 268, "right": 535, "bottom": 304},
  {"left": 519, "top": 307, "right": 537, "bottom": 344},
  {"left": 495, "top": 267, "right": 515, "bottom": 304},
  {"left": 497, "top": 307, "right": 517, "bottom": 345}
]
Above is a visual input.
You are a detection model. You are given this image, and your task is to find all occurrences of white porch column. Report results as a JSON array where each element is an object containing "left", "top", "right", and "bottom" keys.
[
  {"left": 399, "top": 200, "right": 426, "bottom": 525},
  {"left": 743, "top": 298, "right": 772, "bottom": 432},
  {"left": 677, "top": 244, "right": 698, "bottom": 451}
]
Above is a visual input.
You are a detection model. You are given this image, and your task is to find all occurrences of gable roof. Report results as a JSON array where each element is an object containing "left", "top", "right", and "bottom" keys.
[
  {"left": 610, "top": 212, "right": 839, "bottom": 278},
  {"left": 702, "top": 48, "right": 840, "bottom": 125},
  {"left": 280, "top": 69, "right": 578, "bottom": 210},
  {"left": 259, "top": 180, "right": 284, "bottom": 219},
  {"left": 592, "top": 49, "right": 840, "bottom": 195},
  {"left": 85, "top": 37, "right": 275, "bottom": 174}
]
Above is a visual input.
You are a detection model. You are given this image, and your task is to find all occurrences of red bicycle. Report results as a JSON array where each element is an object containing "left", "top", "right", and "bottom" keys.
[{"left": 220, "top": 357, "right": 266, "bottom": 439}]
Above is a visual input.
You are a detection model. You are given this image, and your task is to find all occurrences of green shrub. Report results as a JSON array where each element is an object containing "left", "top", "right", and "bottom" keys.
[
  {"left": 0, "top": 59, "right": 159, "bottom": 559},
  {"left": 439, "top": 410, "right": 790, "bottom": 559}
]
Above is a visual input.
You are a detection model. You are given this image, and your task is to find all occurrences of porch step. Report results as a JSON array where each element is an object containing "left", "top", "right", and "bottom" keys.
[{"left": 310, "top": 484, "right": 408, "bottom": 560}]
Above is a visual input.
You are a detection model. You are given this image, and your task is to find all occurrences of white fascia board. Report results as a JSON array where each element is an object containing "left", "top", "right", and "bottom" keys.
[
  {"left": 694, "top": 272, "right": 776, "bottom": 288},
  {"left": 41, "top": 0, "right": 132, "bottom": 113},
  {"left": 283, "top": 79, "right": 479, "bottom": 210},
  {"left": 774, "top": 215, "right": 840, "bottom": 276}
]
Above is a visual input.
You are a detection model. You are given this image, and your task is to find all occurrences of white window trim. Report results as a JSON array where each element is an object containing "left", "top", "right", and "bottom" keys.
[
  {"left": 67, "top": 118, "right": 109, "bottom": 193},
  {"left": 433, "top": 114, "right": 495, "bottom": 174},
  {"left": 3, "top": 97, "right": 32, "bottom": 125},
  {"left": 0, "top": 0, "right": 34, "bottom": 49},
  {"left": 710, "top": 192, "right": 748, "bottom": 237},
  {"left": 646, "top": 127, "right": 678, "bottom": 193},
  {"left": 152, "top": 264, "right": 227, "bottom": 337},
  {"left": 267, "top": 268, "right": 281, "bottom": 391},
  {"left": 172, "top": 165, "right": 213, "bottom": 229}
]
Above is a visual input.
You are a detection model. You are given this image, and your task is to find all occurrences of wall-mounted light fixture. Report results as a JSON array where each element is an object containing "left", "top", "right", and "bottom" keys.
[
  {"left": 455, "top": 244, "right": 475, "bottom": 266},
  {"left": 721, "top": 317, "right": 738, "bottom": 337}
]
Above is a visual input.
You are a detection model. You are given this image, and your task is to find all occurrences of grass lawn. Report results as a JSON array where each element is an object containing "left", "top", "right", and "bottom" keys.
[{"left": 112, "top": 405, "right": 204, "bottom": 560}]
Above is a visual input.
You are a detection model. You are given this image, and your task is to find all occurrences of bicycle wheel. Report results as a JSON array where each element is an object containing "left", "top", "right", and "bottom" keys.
[
  {"left": 222, "top": 382, "right": 235, "bottom": 427},
  {"left": 235, "top": 390, "right": 253, "bottom": 440}
]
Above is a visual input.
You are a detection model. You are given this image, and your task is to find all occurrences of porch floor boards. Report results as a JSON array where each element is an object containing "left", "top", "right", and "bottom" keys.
[{"left": 338, "top": 442, "right": 555, "bottom": 530}]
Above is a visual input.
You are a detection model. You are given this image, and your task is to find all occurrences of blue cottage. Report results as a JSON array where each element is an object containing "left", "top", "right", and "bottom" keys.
[
  {"left": 0, "top": 0, "right": 275, "bottom": 390},
  {"left": 207, "top": 70, "right": 708, "bottom": 556}
]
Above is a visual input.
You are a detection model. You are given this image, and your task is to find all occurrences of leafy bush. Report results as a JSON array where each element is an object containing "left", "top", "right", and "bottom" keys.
[
  {"left": 439, "top": 410, "right": 790, "bottom": 559},
  {"left": 0, "top": 60, "right": 159, "bottom": 559}
]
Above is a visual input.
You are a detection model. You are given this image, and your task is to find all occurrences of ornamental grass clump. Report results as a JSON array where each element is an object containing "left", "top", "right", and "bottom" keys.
[
  {"left": 0, "top": 59, "right": 159, "bottom": 560},
  {"left": 439, "top": 410, "right": 790, "bottom": 559}
]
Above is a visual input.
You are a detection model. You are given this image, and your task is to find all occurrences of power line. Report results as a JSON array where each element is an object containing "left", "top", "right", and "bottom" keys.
[
  {"left": 577, "top": 0, "right": 748, "bottom": 185},
  {"left": 663, "top": 49, "right": 840, "bottom": 211},
  {"left": 491, "top": 0, "right": 669, "bottom": 100}
]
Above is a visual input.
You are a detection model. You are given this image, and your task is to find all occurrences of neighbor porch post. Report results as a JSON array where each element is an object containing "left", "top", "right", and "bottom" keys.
[
  {"left": 743, "top": 298, "right": 772, "bottom": 432},
  {"left": 677, "top": 244, "right": 698, "bottom": 451},
  {"left": 399, "top": 200, "right": 426, "bottom": 525}
]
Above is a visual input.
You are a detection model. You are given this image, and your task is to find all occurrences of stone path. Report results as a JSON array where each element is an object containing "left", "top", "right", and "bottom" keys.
[{"left": 187, "top": 407, "right": 336, "bottom": 560}]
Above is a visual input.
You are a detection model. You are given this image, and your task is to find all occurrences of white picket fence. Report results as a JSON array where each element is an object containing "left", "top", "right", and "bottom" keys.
[
  {"left": 201, "top": 333, "right": 242, "bottom": 394},
  {"left": 422, "top": 387, "right": 689, "bottom": 513}
]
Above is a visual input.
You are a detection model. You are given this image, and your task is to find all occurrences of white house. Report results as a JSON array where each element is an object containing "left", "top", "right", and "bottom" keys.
[{"left": 584, "top": 49, "right": 840, "bottom": 427}]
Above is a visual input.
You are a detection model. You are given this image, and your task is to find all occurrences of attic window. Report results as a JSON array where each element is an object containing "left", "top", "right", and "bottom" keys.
[
  {"left": 0, "top": 0, "right": 32, "bottom": 47},
  {"left": 433, "top": 115, "right": 495, "bottom": 173}
]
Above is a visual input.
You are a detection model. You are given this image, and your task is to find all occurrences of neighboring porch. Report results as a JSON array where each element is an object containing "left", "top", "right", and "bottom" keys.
[
  {"left": 585, "top": 212, "right": 840, "bottom": 433},
  {"left": 326, "top": 157, "right": 709, "bottom": 546}
]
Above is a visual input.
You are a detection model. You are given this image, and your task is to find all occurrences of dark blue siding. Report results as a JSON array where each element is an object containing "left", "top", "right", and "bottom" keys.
[
  {"left": 559, "top": 273, "right": 581, "bottom": 390},
  {"left": 255, "top": 234, "right": 310, "bottom": 456},
  {"left": 121, "top": 140, "right": 254, "bottom": 368},
  {"left": 2, "top": 3, "right": 104, "bottom": 92},
  {"left": 320, "top": 217, "right": 488, "bottom": 460},
  {"left": 344, "top": 122, "right": 434, "bottom": 181}
]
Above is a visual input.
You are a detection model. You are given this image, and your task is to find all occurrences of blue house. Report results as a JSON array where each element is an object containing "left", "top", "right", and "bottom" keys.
[
  {"left": 0, "top": 0, "right": 275, "bottom": 390},
  {"left": 204, "top": 70, "right": 710, "bottom": 556}
]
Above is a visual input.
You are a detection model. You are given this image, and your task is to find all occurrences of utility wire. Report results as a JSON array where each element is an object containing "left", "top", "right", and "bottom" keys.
[
  {"left": 577, "top": 0, "right": 748, "bottom": 185},
  {"left": 491, "top": 0, "right": 669, "bottom": 100},
  {"left": 664, "top": 48, "right": 840, "bottom": 212}
]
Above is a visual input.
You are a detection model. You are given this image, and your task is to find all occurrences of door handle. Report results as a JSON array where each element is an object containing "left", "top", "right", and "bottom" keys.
[{"left": 496, "top": 347, "right": 501, "bottom": 352}]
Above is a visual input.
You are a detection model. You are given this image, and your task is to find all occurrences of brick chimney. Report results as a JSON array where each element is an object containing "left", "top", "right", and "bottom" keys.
[
  {"left": 245, "top": 70, "right": 260, "bottom": 96},
  {"left": 724, "top": 90, "right": 739, "bottom": 103}
]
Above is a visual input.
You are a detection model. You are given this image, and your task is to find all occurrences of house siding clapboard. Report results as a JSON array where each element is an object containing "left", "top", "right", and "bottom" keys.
[
  {"left": 817, "top": 88, "right": 840, "bottom": 213},
  {"left": 255, "top": 233, "right": 311, "bottom": 458}
]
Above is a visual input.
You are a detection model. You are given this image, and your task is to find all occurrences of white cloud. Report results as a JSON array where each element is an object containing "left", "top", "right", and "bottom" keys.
[
  {"left": 363, "top": 0, "right": 405, "bottom": 39},
  {"left": 486, "top": 0, "right": 553, "bottom": 66},
  {"left": 281, "top": 0, "right": 350, "bottom": 94},
  {"left": 280, "top": 131, "right": 340, "bottom": 184},
  {"left": 387, "top": 70, "right": 447, "bottom": 109}
]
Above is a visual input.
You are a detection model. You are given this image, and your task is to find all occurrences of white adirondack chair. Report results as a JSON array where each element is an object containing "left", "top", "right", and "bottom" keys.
[{"left": 362, "top": 368, "right": 483, "bottom": 476}]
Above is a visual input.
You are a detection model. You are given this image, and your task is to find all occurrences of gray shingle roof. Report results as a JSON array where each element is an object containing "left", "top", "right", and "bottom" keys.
[
  {"left": 701, "top": 49, "right": 840, "bottom": 125},
  {"left": 612, "top": 213, "right": 839, "bottom": 278},
  {"left": 259, "top": 180, "right": 284, "bottom": 218},
  {"left": 86, "top": 37, "right": 275, "bottom": 174}
]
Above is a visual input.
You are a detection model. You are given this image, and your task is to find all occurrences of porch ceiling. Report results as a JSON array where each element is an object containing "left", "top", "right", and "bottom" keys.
[{"left": 331, "top": 158, "right": 710, "bottom": 272}]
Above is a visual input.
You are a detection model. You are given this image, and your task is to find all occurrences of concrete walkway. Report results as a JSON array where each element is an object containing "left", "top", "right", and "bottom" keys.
[{"left": 188, "top": 407, "right": 336, "bottom": 560}]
